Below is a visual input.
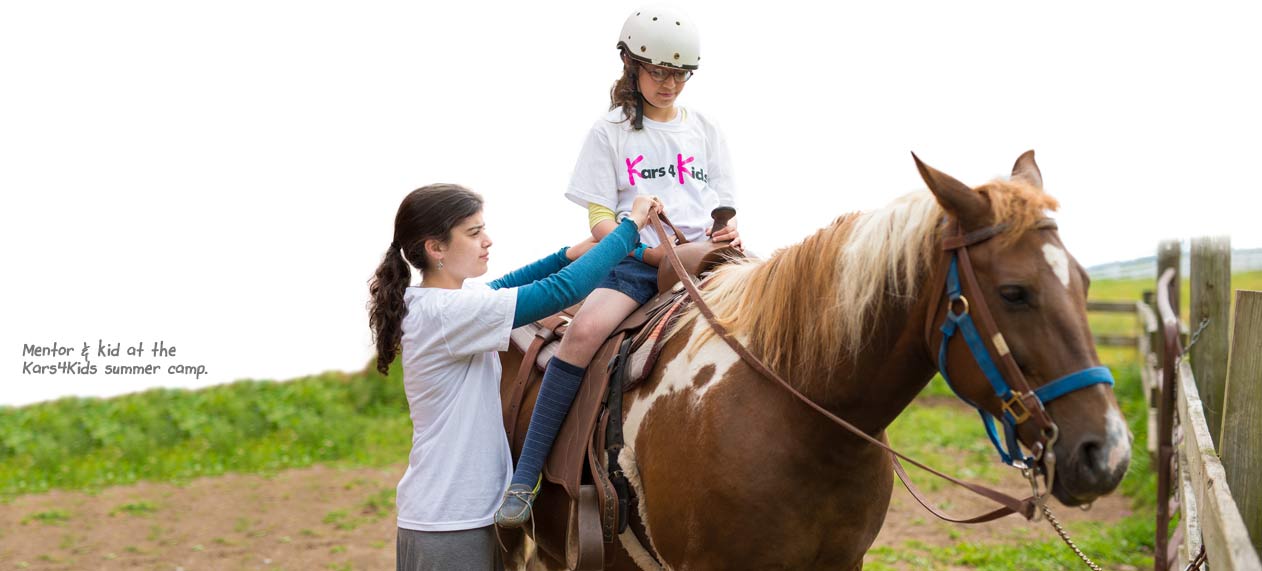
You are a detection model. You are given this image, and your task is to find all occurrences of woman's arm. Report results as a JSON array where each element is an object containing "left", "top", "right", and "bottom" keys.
[
  {"left": 488, "top": 247, "right": 571, "bottom": 291},
  {"left": 511, "top": 218, "right": 640, "bottom": 327}
]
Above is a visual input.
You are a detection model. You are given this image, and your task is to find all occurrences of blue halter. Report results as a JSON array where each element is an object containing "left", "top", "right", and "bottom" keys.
[{"left": 936, "top": 250, "right": 1115, "bottom": 469}]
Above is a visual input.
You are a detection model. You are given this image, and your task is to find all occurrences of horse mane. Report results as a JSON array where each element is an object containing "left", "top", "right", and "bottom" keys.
[{"left": 675, "top": 179, "right": 1059, "bottom": 386}]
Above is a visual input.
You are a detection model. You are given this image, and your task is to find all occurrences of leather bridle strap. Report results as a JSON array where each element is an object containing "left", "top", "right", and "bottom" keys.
[
  {"left": 950, "top": 232, "right": 1056, "bottom": 434},
  {"left": 649, "top": 215, "right": 1037, "bottom": 521},
  {"left": 655, "top": 211, "right": 689, "bottom": 245},
  {"left": 891, "top": 458, "right": 1028, "bottom": 523}
]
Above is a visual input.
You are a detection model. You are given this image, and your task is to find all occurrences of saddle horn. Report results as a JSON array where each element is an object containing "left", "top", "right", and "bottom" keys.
[{"left": 710, "top": 206, "right": 736, "bottom": 236}]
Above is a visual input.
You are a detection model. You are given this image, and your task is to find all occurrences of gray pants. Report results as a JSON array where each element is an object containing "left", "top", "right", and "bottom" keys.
[{"left": 397, "top": 526, "right": 504, "bottom": 571}]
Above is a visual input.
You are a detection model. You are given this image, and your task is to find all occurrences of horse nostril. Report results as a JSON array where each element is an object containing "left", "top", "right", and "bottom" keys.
[{"left": 1079, "top": 439, "right": 1108, "bottom": 474}]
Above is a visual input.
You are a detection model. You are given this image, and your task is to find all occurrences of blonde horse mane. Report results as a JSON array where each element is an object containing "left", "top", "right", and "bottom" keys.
[{"left": 676, "top": 179, "right": 1059, "bottom": 386}]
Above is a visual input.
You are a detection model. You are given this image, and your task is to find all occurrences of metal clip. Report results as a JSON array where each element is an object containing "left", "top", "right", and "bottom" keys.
[{"left": 1021, "top": 467, "right": 1044, "bottom": 522}]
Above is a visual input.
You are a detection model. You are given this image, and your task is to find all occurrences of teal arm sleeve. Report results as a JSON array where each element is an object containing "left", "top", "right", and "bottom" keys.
[
  {"left": 510, "top": 219, "right": 640, "bottom": 327},
  {"left": 488, "top": 247, "right": 571, "bottom": 290}
]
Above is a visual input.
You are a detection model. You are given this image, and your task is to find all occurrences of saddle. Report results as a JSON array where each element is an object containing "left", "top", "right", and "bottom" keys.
[{"left": 499, "top": 210, "right": 740, "bottom": 569}]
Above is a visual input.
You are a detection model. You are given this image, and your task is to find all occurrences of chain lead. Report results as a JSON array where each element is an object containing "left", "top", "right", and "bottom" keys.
[
  {"left": 1182, "top": 317, "right": 1211, "bottom": 355},
  {"left": 1183, "top": 545, "right": 1207, "bottom": 571},
  {"left": 1041, "top": 504, "right": 1104, "bottom": 571}
]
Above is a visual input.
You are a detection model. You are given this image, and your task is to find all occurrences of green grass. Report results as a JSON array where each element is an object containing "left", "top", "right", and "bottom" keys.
[
  {"left": 109, "top": 501, "right": 158, "bottom": 517},
  {"left": 322, "top": 509, "right": 357, "bottom": 531},
  {"left": 887, "top": 387, "right": 1009, "bottom": 491},
  {"left": 21, "top": 509, "right": 70, "bottom": 526},
  {"left": 361, "top": 487, "right": 396, "bottom": 519},
  {"left": 866, "top": 513, "right": 1154, "bottom": 570},
  {"left": 0, "top": 362, "right": 411, "bottom": 499}
]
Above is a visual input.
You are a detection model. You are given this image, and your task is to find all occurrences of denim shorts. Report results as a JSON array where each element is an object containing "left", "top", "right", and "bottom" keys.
[{"left": 596, "top": 256, "right": 658, "bottom": 305}]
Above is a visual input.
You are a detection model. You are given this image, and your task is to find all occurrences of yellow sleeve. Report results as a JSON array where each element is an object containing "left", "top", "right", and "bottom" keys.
[{"left": 587, "top": 202, "right": 616, "bottom": 229}]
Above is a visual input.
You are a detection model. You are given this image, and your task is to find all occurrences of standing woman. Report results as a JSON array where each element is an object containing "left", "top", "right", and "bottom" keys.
[
  {"left": 496, "top": 6, "right": 741, "bottom": 526},
  {"left": 368, "top": 184, "right": 660, "bottom": 571}
]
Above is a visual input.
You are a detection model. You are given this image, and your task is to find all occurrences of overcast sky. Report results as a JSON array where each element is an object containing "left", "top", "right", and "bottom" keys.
[{"left": 3, "top": 1, "right": 1259, "bottom": 406}]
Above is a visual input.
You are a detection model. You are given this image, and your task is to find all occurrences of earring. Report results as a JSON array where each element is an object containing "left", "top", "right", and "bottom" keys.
[{"left": 438, "top": 261, "right": 444, "bottom": 270}]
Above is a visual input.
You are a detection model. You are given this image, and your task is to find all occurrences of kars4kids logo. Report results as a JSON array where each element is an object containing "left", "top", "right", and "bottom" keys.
[{"left": 625, "top": 154, "right": 710, "bottom": 186}]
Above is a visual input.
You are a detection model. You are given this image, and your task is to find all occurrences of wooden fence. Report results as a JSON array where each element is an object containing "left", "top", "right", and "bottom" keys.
[{"left": 1136, "top": 238, "right": 1262, "bottom": 571}]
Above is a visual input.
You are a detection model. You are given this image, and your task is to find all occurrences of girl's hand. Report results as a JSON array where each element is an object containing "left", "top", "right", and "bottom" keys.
[
  {"left": 565, "top": 237, "right": 598, "bottom": 261},
  {"left": 629, "top": 195, "right": 664, "bottom": 230},
  {"left": 707, "top": 216, "right": 742, "bottom": 251}
]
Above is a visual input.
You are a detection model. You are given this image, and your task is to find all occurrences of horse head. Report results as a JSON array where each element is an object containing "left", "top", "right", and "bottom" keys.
[{"left": 914, "top": 150, "right": 1131, "bottom": 507}]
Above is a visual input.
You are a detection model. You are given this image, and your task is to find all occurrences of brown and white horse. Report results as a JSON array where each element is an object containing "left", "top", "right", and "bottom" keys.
[{"left": 510, "top": 152, "right": 1130, "bottom": 570}]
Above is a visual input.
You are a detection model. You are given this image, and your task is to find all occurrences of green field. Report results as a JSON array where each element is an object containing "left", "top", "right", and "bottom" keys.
[
  {"left": 0, "top": 366, "right": 413, "bottom": 498},
  {"left": 4, "top": 272, "right": 1257, "bottom": 567}
]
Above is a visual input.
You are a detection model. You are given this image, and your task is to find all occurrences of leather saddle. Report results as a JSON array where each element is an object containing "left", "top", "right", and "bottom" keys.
[{"left": 499, "top": 224, "right": 740, "bottom": 569}]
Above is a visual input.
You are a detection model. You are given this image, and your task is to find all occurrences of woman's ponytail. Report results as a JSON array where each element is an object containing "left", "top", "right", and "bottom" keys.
[{"left": 368, "top": 244, "right": 411, "bottom": 375}]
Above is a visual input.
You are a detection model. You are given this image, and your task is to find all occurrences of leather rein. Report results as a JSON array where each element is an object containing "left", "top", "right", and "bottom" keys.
[{"left": 647, "top": 214, "right": 1114, "bottom": 523}]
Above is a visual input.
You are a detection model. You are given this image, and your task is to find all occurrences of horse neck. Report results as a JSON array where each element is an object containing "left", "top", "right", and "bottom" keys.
[
  {"left": 825, "top": 276, "right": 942, "bottom": 435},
  {"left": 721, "top": 218, "right": 943, "bottom": 435}
]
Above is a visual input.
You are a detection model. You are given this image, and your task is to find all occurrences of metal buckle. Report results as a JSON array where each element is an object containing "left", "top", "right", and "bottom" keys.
[{"left": 1003, "top": 392, "right": 1032, "bottom": 424}]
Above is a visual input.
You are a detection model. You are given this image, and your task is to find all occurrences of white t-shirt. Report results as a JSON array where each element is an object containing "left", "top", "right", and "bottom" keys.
[
  {"left": 565, "top": 107, "right": 737, "bottom": 248},
  {"left": 395, "top": 282, "right": 517, "bottom": 531}
]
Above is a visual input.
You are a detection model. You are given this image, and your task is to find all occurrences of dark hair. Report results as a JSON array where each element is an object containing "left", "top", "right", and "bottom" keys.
[
  {"left": 367, "top": 183, "right": 484, "bottom": 375},
  {"left": 609, "top": 51, "right": 646, "bottom": 130}
]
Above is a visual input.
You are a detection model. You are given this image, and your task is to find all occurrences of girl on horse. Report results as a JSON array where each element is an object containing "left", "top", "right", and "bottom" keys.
[
  {"left": 368, "top": 184, "right": 660, "bottom": 570},
  {"left": 496, "top": 6, "right": 740, "bottom": 527}
]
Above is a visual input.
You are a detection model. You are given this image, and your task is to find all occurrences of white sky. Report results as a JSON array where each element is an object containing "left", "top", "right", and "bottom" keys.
[{"left": 2, "top": 1, "right": 1260, "bottom": 406}]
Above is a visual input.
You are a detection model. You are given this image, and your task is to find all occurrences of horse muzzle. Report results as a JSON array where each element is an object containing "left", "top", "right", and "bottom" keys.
[{"left": 1049, "top": 407, "right": 1132, "bottom": 506}]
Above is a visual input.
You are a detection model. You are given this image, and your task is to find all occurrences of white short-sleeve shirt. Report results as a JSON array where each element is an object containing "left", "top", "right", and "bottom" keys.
[
  {"left": 395, "top": 282, "right": 517, "bottom": 531},
  {"left": 564, "top": 107, "right": 737, "bottom": 248}
]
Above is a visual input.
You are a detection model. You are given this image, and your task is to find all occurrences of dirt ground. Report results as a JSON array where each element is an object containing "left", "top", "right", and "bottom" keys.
[{"left": 0, "top": 460, "right": 1133, "bottom": 570}]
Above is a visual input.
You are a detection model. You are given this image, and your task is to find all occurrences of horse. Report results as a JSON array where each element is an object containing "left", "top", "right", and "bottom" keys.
[{"left": 501, "top": 151, "right": 1131, "bottom": 570}]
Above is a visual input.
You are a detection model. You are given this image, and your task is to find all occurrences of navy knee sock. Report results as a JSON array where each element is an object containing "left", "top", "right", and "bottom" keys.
[{"left": 510, "top": 356, "right": 586, "bottom": 488}]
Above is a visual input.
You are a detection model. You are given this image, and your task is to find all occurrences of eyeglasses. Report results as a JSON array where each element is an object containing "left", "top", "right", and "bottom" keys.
[{"left": 640, "top": 64, "right": 693, "bottom": 84}]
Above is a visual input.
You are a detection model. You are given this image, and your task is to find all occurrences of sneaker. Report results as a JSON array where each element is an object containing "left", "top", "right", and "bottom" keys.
[{"left": 494, "top": 481, "right": 539, "bottom": 528}]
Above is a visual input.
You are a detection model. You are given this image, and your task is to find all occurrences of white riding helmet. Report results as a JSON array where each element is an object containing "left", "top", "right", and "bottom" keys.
[{"left": 616, "top": 5, "right": 700, "bottom": 70}]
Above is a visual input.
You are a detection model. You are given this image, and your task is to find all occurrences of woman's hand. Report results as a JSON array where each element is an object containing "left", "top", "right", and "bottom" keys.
[
  {"left": 706, "top": 216, "right": 742, "bottom": 251},
  {"left": 629, "top": 195, "right": 664, "bottom": 230},
  {"left": 565, "top": 237, "right": 598, "bottom": 261}
]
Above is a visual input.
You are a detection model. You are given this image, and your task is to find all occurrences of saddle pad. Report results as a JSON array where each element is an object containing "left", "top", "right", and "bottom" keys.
[
  {"left": 509, "top": 323, "right": 542, "bottom": 354},
  {"left": 509, "top": 323, "right": 564, "bottom": 372},
  {"left": 625, "top": 341, "right": 657, "bottom": 388}
]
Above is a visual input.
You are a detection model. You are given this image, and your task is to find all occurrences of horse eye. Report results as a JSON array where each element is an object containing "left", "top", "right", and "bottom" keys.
[{"left": 999, "top": 285, "right": 1029, "bottom": 306}]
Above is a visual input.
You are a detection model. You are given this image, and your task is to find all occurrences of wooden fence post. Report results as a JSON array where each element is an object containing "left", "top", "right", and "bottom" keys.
[
  {"left": 1190, "top": 236, "right": 1231, "bottom": 446},
  {"left": 1219, "top": 289, "right": 1262, "bottom": 555},
  {"left": 1143, "top": 290, "right": 1159, "bottom": 370},
  {"left": 1157, "top": 241, "right": 1181, "bottom": 366}
]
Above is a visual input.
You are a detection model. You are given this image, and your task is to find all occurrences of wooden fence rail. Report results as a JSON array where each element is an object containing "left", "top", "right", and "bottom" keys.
[{"left": 1087, "top": 299, "right": 1145, "bottom": 347}]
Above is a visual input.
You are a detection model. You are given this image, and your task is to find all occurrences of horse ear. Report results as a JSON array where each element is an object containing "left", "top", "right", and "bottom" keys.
[
  {"left": 911, "top": 152, "right": 991, "bottom": 228},
  {"left": 1011, "top": 149, "right": 1043, "bottom": 189}
]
